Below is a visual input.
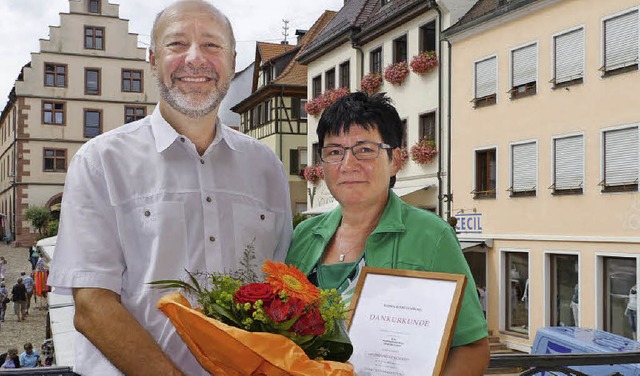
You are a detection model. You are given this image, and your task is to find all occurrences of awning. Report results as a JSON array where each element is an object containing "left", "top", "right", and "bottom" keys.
[
  {"left": 302, "top": 183, "right": 434, "bottom": 215},
  {"left": 460, "top": 241, "right": 485, "bottom": 251}
]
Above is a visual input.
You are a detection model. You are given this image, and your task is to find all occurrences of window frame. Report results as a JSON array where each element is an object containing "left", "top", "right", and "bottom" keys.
[
  {"left": 474, "top": 147, "right": 497, "bottom": 199},
  {"left": 509, "top": 42, "right": 538, "bottom": 99},
  {"left": 393, "top": 34, "right": 408, "bottom": 63},
  {"left": 121, "top": 69, "right": 144, "bottom": 93},
  {"left": 418, "top": 111, "right": 436, "bottom": 142},
  {"left": 44, "top": 63, "right": 67, "bottom": 88},
  {"left": 83, "top": 108, "right": 103, "bottom": 138},
  {"left": 124, "top": 106, "right": 147, "bottom": 123},
  {"left": 500, "top": 249, "right": 530, "bottom": 336},
  {"left": 370, "top": 47, "right": 383, "bottom": 75},
  {"left": 312, "top": 75, "right": 322, "bottom": 99},
  {"left": 85, "top": 67, "right": 101, "bottom": 95},
  {"left": 325, "top": 68, "right": 335, "bottom": 91},
  {"left": 509, "top": 140, "right": 538, "bottom": 197},
  {"left": 42, "top": 101, "right": 65, "bottom": 126},
  {"left": 339, "top": 60, "right": 350, "bottom": 89},
  {"left": 600, "top": 124, "right": 639, "bottom": 192},
  {"left": 601, "top": 8, "right": 640, "bottom": 77},
  {"left": 43, "top": 148, "right": 67, "bottom": 173},
  {"left": 551, "top": 26, "right": 585, "bottom": 88},
  {"left": 88, "top": 0, "right": 101, "bottom": 13},
  {"left": 544, "top": 252, "right": 580, "bottom": 327},
  {"left": 473, "top": 55, "right": 498, "bottom": 108},
  {"left": 84, "top": 25, "right": 105, "bottom": 50},
  {"left": 551, "top": 133, "right": 585, "bottom": 195},
  {"left": 419, "top": 20, "right": 437, "bottom": 54}
]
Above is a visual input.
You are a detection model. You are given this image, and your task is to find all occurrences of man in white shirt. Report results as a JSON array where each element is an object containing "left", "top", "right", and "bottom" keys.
[{"left": 47, "top": 1, "right": 292, "bottom": 375}]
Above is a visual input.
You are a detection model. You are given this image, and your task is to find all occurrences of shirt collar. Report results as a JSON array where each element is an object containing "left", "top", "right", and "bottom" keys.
[
  {"left": 150, "top": 106, "right": 239, "bottom": 153},
  {"left": 311, "top": 189, "right": 406, "bottom": 240}
]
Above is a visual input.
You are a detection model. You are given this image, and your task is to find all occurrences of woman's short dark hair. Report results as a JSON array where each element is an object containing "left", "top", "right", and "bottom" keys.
[{"left": 317, "top": 92, "right": 405, "bottom": 187}]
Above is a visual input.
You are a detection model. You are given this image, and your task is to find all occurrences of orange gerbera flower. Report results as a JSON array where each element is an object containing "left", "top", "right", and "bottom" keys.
[{"left": 262, "top": 260, "right": 320, "bottom": 304}]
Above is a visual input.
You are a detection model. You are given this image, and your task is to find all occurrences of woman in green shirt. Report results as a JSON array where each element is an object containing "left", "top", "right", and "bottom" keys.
[{"left": 286, "top": 92, "right": 489, "bottom": 375}]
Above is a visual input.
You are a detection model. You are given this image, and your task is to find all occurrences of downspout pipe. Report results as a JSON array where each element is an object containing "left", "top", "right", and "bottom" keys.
[
  {"left": 349, "top": 28, "right": 364, "bottom": 84},
  {"left": 428, "top": 0, "right": 444, "bottom": 218},
  {"left": 445, "top": 37, "right": 452, "bottom": 220}
]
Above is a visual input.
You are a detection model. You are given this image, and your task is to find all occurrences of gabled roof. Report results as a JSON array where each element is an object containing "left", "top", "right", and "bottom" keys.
[
  {"left": 298, "top": 0, "right": 433, "bottom": 64},
  {"left": 257, "top": 42, "right": 296, "bottom": 64},
  {"left": 443, "top": 0, "right": 541, "bottom": 38}
]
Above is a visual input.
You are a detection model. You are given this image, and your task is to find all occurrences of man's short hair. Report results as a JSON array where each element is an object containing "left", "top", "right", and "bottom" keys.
[{"left": 149, "top": 0, "right": 236, "bottom": 54}]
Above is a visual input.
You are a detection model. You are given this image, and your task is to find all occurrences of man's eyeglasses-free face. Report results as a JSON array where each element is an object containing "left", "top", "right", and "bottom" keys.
[{"left": 319, "top": 141, "right": 392, "bottom": 163}]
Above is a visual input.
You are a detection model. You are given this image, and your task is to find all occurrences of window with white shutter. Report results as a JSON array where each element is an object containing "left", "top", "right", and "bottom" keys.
[
  {"left": 474, "top": 57, "right": 497, "bottom": 108},
  {"left": 510, "top": 141, "right": 537, "bottom": 196},
  {"left": 603, "top": 10, "right": 639, "bottom": 76},
  {"left": 510, "top": 44, "right": 537, "bottom": 99},
  {"left": 602, "top": 126, "right": 639, "bottom": 192},
  {"left": 553, "top": 135, "right": 584, "bottom": 194},
  {"left": 554, "top": 28, "right": 584, "bottom": 86}
]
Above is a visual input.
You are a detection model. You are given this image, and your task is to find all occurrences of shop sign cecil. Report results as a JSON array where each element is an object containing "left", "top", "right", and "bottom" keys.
[{"left": 455, "top": 213, "right": 483, "bottom": 234}]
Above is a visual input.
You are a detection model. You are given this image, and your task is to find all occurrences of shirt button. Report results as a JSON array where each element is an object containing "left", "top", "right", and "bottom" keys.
[
  {"left": 209, "top": 236, "right": 216, "bottom": 242},
  {"left": 180, "top": 137, "right": 185, "bottom": 143},
  {"left": 200, "top": 159, "right": 205, "bottom": 164},
  {"left": 206, "top": 196, "right": 212, "bottom": 203},
  {"left": 144, "top": 210, "right": 151, "bottom": 217},
  {"left": 260, "top": 214, "right": 265, "bottom": 220}
]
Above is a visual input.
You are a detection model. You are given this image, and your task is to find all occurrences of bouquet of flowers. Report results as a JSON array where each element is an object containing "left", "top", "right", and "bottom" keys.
[
  {"left": 410, "top": 139, "right": 438, "bottom": 165},
  {"left": 153, "top": 259, "right": 353, "bottom": 375},
  {"left": 360, "top": 72, "right": 383, "bottom": 95},
  {"left": 384, "top": 61, "right": 410, "bottom": 85},
  {"left": 302, "top": 164, "right": 325, "bottom": 185},
  {"left": 410, "top": 50, "right": 439, "bottom": 75}
]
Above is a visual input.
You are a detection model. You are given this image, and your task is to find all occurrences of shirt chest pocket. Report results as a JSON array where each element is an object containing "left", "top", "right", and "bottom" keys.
[
  {"left": 232, "top": 203, "right": 278, "bottom": 263},
  {"left": 121, "top": 201, "right": 188, "bottom": 282}
]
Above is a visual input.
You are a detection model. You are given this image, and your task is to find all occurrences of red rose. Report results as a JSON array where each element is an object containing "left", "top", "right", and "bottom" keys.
[
  {"left": 290, "top": 306, "right": 326, "bottom": 336},
  {"left": 265, "top": 296, "right": 306, "bottom": 323},
  {"left": 233, "top": 283, "right": 276, "bottom": 306}
]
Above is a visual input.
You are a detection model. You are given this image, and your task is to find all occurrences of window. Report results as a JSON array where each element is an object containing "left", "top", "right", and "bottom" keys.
[
  {"left": 262, "top": 65, "right": 272, "bottom": 85},
  {"left": 473, "top": 56, "right": 497, "bottom": 107},
  {"left": 420, "top": 21, "right": 436, "bottom": 53},
  {"left": 289, "top": 148, "right": 307, "bottom": 175},
  {"left": 393, "top": 35, "right": 407, "bottom": 63},
  {"left": 325, "top": 68, "right": 335, "bottom": 90},
  {"left": 88, "top": 0, "right": 100, "bottom": 13},
  {"left": 339, "top": 61, "right": 350, "bottom": 89},
  {"left": 43, "top": 149, "right": 66, "bottom": 172},
  {"left": 549, "top": 254, "right": 579, "bottom": 327},
  {"left": 510, "top": 141, "right": 537, "bottom": 196},
  {"left": 122, "top": 69, "right": 143, "bottom": 92},
  {"left": 602, "top": 257, "right": 636, "bottom": 340},
  {"left": 85, "top": 26, "right": 105, "bottom": 50},
  {"left": 510, "top": 44, "right": 537, "bottom": 99},
  {"left": 553, "top": 28, "right": 584, "bottom": 87},
  {"left": 44, "top": 63, "right": 66, "bottom": 87},
  {"left": 370, "top": 47, "right": 383, "bottom": 75},
  {"left": 84, "top": 109, "right": 102, "bottom": 138},
  {"left": 264, "top": 100, "right": 271, "bottom": 122},
  {"left": 603, "top": 10, "right": 639, "bottom": 76},
  {"left": 552, "top": 135, "right": 584, "bottom": 194},
  {"left": 125, "top": 106, "right": 146, "bottom": 123},
  {"left": 42, "top": 101, "right": 65, "bottom": 125},
  {"left": 292, "top": 98, "right": 306, "bottom": 119},
  {"left": 419, "top": 112, "right": 435, "bottom": 142},
  {"left": 312, "top": 75, "right": 322, "bottom": 99},
  {"left": 602, "top": 126, "right": 639, "bottom": 192},
  {"left": 475, "top": 148, "right": 496, "bottom": 198},
  {"left": 505, "top": 251, "right": 529, "bottom": 334},
  {"left": 312, "top": 143, "right": 319, "bottom": 165},
  {"left": 85, "top": 68, "right": 100, "bottom": 95},
  {"left": 300, "top": 99, "right": 307, "bottom": 120},
  {"left": 401, "top": 119, "right": 407, "bottom": 148}
]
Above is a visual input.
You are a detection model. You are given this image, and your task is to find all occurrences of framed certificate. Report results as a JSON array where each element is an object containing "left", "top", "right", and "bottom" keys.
[{"left": 347, "top": 267, "right": 467, "bottom": 376}]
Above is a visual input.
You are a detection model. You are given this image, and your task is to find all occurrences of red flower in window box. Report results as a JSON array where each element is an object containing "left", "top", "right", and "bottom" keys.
[
  {"left": 410, "top": 139, "right": 438, "bottom": 165},
  {"left": 360, "top": 73, "right": 383, "bottom": 95},
  {"left": 383, "top": 61, "right": 410, "bottom": 85},
  {"left": 410, "top": 51, "right": 439, "bottom": 75}
]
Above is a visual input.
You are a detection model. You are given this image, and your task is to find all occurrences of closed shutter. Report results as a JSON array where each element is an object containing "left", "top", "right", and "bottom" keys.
[
  {"left": 555, "top": 28, "right": 584, "bottom": 83},
  {"left": 605, "top": 10, "right": 639, "bottom": 70},
  {"left": 554, "top": 135, "right": 584, "bottom": 189},
  {"left": 475, "top": 57, "right": 497, "bottom": 98},
  {"left": 605, "top": 127, "right": 639, "bottom": 185},
  {"left": 512, "top": 44, "right": 537, "bottom": 87},
  {"left": 512, "top": 142, "right": 537, "bottom": 192}
]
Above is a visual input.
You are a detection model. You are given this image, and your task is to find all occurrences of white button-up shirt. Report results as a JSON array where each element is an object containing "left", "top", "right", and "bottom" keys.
[{"left": 48, "top": 107, "right": 293, "bottom": 375}]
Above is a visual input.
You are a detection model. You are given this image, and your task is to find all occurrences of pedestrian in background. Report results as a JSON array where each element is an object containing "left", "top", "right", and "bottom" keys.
[
  {"left": 1, "top": 348, "right": 20, "bottom": 368},
  {"left": 10, "top": 277, "right": 27, "bottom": 321},
  {"left": 0, "top": 256, "right": 6, "bottom": 281},
  {"left": 0, "top": 282, "right": 8, "bottom": 322},
  {"left": 20, "top": 272, "right": 34, "bottom": 314},
  {"left": 19, "top": 343, "right": 40, "bottom": 368},
  {"left": 29, "top": 245, "right": 38, "bottom": 271}
]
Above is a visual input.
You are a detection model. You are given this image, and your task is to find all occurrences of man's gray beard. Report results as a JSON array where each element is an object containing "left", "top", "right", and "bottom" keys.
[{"left": 155, "top": 75, "right": 230, "bottom": 119}]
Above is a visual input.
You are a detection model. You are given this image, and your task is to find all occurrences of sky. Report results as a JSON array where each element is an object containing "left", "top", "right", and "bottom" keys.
[{"left": 0, "top": 0, "right": 344, "bottom": 106}]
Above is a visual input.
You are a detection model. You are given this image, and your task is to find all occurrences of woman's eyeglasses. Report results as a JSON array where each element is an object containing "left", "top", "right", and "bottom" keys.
[{"left": 319, "top": 142, "right": 392, "bottom": 163}]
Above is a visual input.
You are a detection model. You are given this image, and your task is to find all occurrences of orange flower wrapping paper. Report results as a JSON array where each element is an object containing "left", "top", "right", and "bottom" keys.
[{"left": 157, "top": 292, "right": 355, "bottom": 376}]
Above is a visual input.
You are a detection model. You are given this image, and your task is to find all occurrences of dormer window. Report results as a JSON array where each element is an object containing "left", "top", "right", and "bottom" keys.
[{"left": 89, "top": 0, "right": 101, "bottom": 14}]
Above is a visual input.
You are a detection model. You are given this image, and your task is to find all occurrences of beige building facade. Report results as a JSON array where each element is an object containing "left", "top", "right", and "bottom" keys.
[
  {"left": 445, "top": 0, "right": 640, "bottom": 351},
  {"left": 0, "top": 0, "right": 157, "bottom": 246}
]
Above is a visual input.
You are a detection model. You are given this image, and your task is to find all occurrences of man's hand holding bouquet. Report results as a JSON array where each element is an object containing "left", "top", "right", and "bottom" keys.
[{"left": 152, "top": 258, "right": 354, "bottom": 375}]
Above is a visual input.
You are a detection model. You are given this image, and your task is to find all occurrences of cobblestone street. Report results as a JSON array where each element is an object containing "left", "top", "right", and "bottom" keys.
[{"left": 0, "top": 242, "right": 48, "bottom": 354}]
